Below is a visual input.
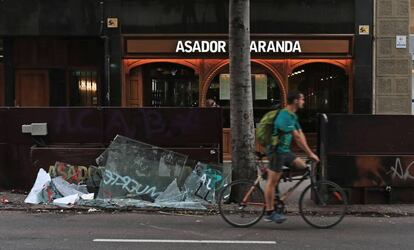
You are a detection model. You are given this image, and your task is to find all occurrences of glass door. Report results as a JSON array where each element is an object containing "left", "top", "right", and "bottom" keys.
[{"left": 143, "top": 63, "right": 198, "bottom": 107}]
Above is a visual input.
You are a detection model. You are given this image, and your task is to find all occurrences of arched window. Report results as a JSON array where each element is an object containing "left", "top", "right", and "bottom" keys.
[
  {"left": 206, "top": 64, "right": 282, "bottom": 128},
  {"left": 289, "top": 63, "right": 349, "bottom": 132},
  {"left": 141, "top": 63, "right": 199, "bottom": 107}
]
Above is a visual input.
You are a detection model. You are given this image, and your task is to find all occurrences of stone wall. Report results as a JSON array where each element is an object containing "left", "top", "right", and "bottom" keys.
[
  {"left": 410, "top": 0, "right": 414, "bottom": 33},
  {"left": 375, "top": 0, "right": 412, "bottom": 114}
]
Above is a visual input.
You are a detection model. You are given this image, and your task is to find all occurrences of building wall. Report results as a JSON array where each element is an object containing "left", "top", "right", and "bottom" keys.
[
  {"left": 0, "top": 0, "right": 100, "bottom": 36},
  {"left": 411, "top": 0, "right": 414, "bottom": 114},
  {"left": 1, "top": 0, "right": 372, "bottom": 110},
  {"left": 3, "top": 37, "right": 104, "bottom": 107},
  {"left": 411, "top": 0, "right": 414, "bottom": 33},
  {"left": 0, "top": 0, "right": 356, "bottom": 36},
  {"left": 375, "top": 0, "right": 412, "bottom": 114}
]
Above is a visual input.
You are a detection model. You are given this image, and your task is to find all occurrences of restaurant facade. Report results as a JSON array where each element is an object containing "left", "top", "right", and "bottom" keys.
[{"left": 0, "top": 0, "right": 411, "bottom": 160}]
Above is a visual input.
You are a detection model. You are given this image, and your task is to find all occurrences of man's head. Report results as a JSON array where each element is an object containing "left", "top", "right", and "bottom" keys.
[
  {"left": 287, "top": 91, "right": 305, "bottom": 110},
  {"left": 206, "top": 98, "right": 218, "bottom": 107}
]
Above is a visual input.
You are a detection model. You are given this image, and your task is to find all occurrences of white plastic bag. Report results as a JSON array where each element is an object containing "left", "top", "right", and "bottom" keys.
[{"left": 24, "top": 169, "right": 51, "bottom": 204}]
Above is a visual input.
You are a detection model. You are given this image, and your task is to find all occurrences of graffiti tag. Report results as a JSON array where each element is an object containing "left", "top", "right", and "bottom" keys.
[
  {"left": 49, "top": 163, "right": 103, "bottom": 183},
  {"left": 103, "top": 170, "right": 161, "bottom": 198},
  {"left": 387, "top": 158, "right": 414, "bottom": 181},
  {"left": 193, "top": 166, "right": 227, "bottom": 202}
]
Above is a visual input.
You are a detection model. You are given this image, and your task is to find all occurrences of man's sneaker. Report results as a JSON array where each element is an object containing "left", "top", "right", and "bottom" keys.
[{"left": 264, "top": 212, "right": 287, "bottom": 224}]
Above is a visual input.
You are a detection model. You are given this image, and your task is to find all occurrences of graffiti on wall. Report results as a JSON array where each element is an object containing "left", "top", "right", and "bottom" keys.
[
  {"left": 328, "top": 155, "right": 414, "bottom": 187},
  {"left": 184, "top": 162, "right": 230, "bottom": 203},
  {"left": 386, "top": 158, "right": 414, "bottom": 181},
  {"left": 48, "top": 162, "right": 103, "bottom": 184}
]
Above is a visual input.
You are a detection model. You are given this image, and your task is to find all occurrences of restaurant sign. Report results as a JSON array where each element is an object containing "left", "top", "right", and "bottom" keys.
[
  {"left": 175, "top": 40, "right": 302, "bottom": 53},
  {"left": 124, "top": 35, "right": 353, "bottom": 58}
]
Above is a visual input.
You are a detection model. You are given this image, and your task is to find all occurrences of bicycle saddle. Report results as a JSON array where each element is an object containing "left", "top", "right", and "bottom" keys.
[{"left": 255, "top": 151, "right": 267, "bottom": 159}]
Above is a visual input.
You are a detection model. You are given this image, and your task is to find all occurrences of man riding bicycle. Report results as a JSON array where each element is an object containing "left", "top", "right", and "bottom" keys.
[{"left": 264, "top": 91, "right": 320, "bottom": 223}]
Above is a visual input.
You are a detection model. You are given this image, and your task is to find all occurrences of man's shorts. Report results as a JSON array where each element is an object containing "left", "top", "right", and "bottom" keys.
[{"left": 268, "top": 152, "right": 297, "bottom": 173}]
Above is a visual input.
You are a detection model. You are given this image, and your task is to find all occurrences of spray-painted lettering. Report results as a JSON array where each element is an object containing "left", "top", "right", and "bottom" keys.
[
  {"left": 48, "top": 163, "right": 103, "bottom": 183},
  {"left": 387, "top": 158, "right": 414, "bottom": 181},
  {"left": 103, "top": 169, "right": 161, "bottom": 198}
]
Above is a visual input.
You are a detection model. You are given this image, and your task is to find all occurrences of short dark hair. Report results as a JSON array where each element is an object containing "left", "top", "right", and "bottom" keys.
[{"left": 287, "top": 91, "right": 303, "bottom": 104}]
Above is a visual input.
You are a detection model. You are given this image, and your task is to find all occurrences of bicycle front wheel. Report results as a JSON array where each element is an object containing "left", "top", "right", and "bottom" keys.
[
  {"left": 218, "top": 180, "right": 265, "bottom": 228},
  {"left": 299, "top": 180, "right": 347, "bottom": 229}
]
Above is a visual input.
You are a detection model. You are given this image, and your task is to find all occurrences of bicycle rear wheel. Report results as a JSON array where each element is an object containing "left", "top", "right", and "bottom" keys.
[
  {"left": 218, "top": 180, "right": 265, "bottom": 228},
  {"left": 299, "top": 180, "right": 347, "bottom": 229}
]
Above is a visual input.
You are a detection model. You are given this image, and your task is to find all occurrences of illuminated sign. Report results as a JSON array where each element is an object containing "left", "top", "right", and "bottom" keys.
[
  {"left": 124, "top": 35, "right": 353, "bottom": 58},
  {"left": 175, "top": 40, "right": 302, "bottom": 53}
]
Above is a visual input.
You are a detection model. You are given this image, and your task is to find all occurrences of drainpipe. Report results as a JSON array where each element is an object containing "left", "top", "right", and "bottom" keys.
[
  {"left": 372, "top": 0, "right": 376, "bottom": 114},
  {"left": 99, "top": 0, "right": 111, "bottom": 106},
  {"left": 104, "top": 36, "right": 111, "bottom": 106}
]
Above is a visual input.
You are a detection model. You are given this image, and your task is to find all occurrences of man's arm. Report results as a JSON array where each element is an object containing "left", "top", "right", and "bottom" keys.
[{"left": 292, "top": 130, "right": 319, "bottom": 162}]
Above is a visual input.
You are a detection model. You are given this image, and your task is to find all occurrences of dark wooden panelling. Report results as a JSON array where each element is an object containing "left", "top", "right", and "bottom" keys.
[
  {"left": 5, "top": 108, "right": 104, "bottom": 144},
  {"left": 326, "top": 115, "right": 414, "bottom": 155},
  {"left": 37, "top": 39, "right": 67, "bottom": 67},
  {"left": 68, "top": 39, "right": 102, "bottom": 67},
  {"left": 0, "top": 108, "right": 8, "bottom": 143},
  {"left": 13, "top": 39, "right": 37, "bottom": 67},
  {"left": 15, "top": 70, "right": 49, "bottom": 106},
  {"left": 319, "top": 114, "right": 414, "bottom": 204},
  {"left": 31, "top": 146, "right": 105, "bottom": 171},
  {"left": 0, "top": 63, "right": 4, "bottom": 105},
  {"left": 0, "top": 107, "right": 222, "bottom": 189},
  {"left": 13, "top": 38, "right": 101, "bottom": 68},
  {"left": 126, "top": 68, "right": 142, "bottom": 107},
  {"left": 102, "top": 108, "right": 222, "bottom": 148},
  {"left": 0, "top": 143, "right": 11, "bottom": 187}
]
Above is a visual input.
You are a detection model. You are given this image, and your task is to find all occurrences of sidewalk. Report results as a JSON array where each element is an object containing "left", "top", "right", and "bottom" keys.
[{"left": 1, "top": 190, "right": 414, "bottom": 217}]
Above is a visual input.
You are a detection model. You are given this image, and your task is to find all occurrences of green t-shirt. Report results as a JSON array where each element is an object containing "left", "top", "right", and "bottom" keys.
[{"left": 273, "top": 109, "right": 301, "bottom": 153}]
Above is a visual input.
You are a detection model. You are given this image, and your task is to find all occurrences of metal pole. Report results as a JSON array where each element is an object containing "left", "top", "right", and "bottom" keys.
[
  {"left": 104, "top": 37, "right": 111, "bottom": 105},
  {"left": 319, "top": 113, "right": 329, "bottom": 180},
  {"left": 99, "top": 1, "right": 110, "bottom": 106}
]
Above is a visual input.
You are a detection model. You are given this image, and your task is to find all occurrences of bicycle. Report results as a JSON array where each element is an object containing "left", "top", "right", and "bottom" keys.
[{"left": 218, "top": 151, "right": 347, "bottom": 229}]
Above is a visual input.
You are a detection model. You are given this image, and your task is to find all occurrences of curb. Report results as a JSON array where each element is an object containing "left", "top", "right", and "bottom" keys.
[{"left": 1, "top": 205, "right": 414, "bottom": 217}]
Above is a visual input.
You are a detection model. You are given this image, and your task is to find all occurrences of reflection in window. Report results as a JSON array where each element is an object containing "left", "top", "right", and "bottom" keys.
[
  {"left": 142, "top": 63, "right": 198, "bottom": 107},
  {"left": 207, "top": 71, "right": 281, "bottom": 128},
  {"left": 0, "top": 39, "right": 3, "bottom": 62},
  {"left": 70, "top": 71, "right": 98, "bottom": 106},
  {"left": 289, "top": 63, "right": 348, "bottom": 132}
]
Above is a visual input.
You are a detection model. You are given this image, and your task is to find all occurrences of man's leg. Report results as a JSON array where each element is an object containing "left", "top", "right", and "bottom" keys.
[
  {"left": 264, "top": 168, "right": 287, "bottom": 223},
  {"left": 291, "top": 157, "right": 306, "bottom": 169},
  {"left": 264, "top": 152, "right": 288, "bottom": 223},
  {"left": 264, "top": 169, "right": 283, "bottom": 212},
  {"left": 279, "top": 156, "right": 306, "bottom": 202}
]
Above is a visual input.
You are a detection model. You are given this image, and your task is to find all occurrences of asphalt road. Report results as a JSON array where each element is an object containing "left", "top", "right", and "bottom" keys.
[{"left": 0, "top": 211, "right": 413, "bottom": 250}]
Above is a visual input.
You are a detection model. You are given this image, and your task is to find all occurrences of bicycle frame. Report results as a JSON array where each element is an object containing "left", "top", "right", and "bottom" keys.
[{"left": 241, "top": 161, "right": 318, "bottom": 206}]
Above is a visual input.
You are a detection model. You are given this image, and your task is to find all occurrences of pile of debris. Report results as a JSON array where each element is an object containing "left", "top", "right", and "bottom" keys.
[{"left": 25, "top": 135, "right": 231, "bottom": 210}]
